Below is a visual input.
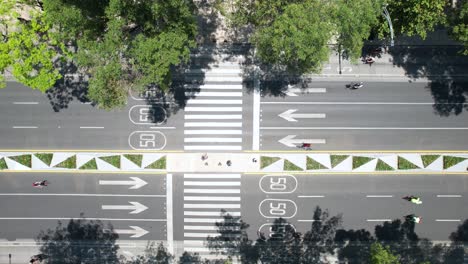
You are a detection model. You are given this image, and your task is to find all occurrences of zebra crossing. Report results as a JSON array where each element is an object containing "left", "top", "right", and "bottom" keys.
[
  {"left": 183, "top": 173, "right": 242, "bottom": 260},
  {"left": 184, "top": 58, "right": 244, "bottom": 151}
]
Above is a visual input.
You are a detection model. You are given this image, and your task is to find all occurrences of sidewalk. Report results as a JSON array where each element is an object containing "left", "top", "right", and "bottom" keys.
[{"left": 0, "top": 151, "right": 466, "bottom": 173}]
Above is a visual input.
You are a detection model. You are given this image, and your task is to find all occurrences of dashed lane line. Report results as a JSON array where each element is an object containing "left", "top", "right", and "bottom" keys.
[
  {"left": 80, "top": 126, "right": 104, "bottom": 129},
  {"left": 367, "top": 219, "right": 392, "bottom": 222},
  {"left": 0, "top": 217, "right": 165, "bottom": 221},
  {"left": 13, "top": 102, "right": 38, "bottom": 104},
  {"left": 0, "top": 193, "right": 165, "bottom": 197},
  {"left": 366, "top": 195, "right": 394, "bottom": 198},
  {"left": 262, "top": 127, "right": 468, "bottom": 130},
  {"left": 12, "top": 126, "right": 37, "bottom": 128},
  {"left": 437, "top": 195, "right": 462, "bottom": 198},
  {"left": 436, "top": 219, "right": 461, "bottom": 222},
  {"left": 298, "top": 195, "right": 325, "bottom": 198}
]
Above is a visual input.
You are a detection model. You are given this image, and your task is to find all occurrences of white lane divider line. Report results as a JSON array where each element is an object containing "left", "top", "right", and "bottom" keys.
[
  {"left": 263, "top": 126, "right": 468, "bottom": 130},
  {"left": 184, "top": 218, "right": 225, "bottom": 222},
  {"left": 185, "top": 114, "right": 242, "bottom": 120},
  {"left": 184, "top": 204, "right": 241, "bottom": 209},
  {"left": 366, "top": 195, "right": 394, "bottom": 198},
  {"left": 187, "top": 99, "right": 242, "bottom": 105},
  {"left": 166, "top": 174, "right": 173, "bottom": 254},
  {"left": 298, "top": 195, "right": 325, "bottom": 198},
  {"left": 184, "top": 145, "right": 242, "bottom": 150},
  {"left": 80, "top": 126, "right": 104, "bottom": 129},
  {"left": 0, "top": 217, "right": 165, "bottom": 221},
  {"left": 184, "top": 122, "right": 242, "bottom": 127},
  {"left": 437, "top": 195, "right": 462, "bottom": 198},
  {"left": 184, "top": 130, "right": 242, "bottom": 135},
  {"left": 184, "top": 226, "right": 218, "bottom": 230},
  {"left": 436, "top": 219, "right": 461, "bottom": 222},
  {"left": 13, "top": 102, "right": 39, "bottom": 104},
  {"left": 184, "top": 233, "right": 219, "bottom": 238},
  {"left": 367, "top": 219, "right": 392, "bottom": 222},
  {"left": 184, "top": 189, "right": 240, "bottom": 194},
  {"left": 185, "top": 92, "right": 242, "bottom": 97},
  {"left": 184, "top": 181, "right": 241, "bottom": 186},
  {"left": 184, "top": 196, "right": 241, "bottom": 201},
  {"left": 184, "top": 211, "right": 241, "bottom": 216},
  {"left": 184, "top": 138, "right": 242, "bottom": 143},
  {"left": 185, "top": 107, "right": 242, "bottom": 112},
  {"left": 184, "top": 84, "right": 243, "bottom": 89},
  {"left": 298, "top": 220, "right": 322, "bottom": 222},
  {"left": 12, "top": 126, "right": 37, "bottom": 128},
  {"left": 184, "top": 174, "right": 241, "bottom": 179},
  {"left": 149, "top": 127, "right": 176, "bottom": 129}
]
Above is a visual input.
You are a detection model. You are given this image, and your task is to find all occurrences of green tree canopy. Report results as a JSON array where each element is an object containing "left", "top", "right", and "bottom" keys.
[
  {"left": 333, "top": 0, "right": 383, "bottom": 61},
  {"left": 253, "top": 1, "right": 334, "bottom": 74},
  {"left": 1, "top": 0, "right": 198, "bottom": 110},
  {"left": 370, "top": 242, "right": 400, "bottom": 264},
  {"left": 378, "top": 0, "right": 447, "bottom": 39},
  {"left": 450, "top": 1, "right": 468, "bottom": 55},
  {"left": 37, "top": 218, "right": 120, "bottom": 264},
  {"left": 0, "top": 5, "right": 62, "bottom": 91}
]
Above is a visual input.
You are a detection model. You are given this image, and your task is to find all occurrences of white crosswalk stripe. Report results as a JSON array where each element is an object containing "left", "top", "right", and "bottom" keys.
[
  {"left": 184, "top": 60, "right": 243, "bottom": 151},
  {"left": 182, "top": 173, "right": 242, "bottom": 261}
]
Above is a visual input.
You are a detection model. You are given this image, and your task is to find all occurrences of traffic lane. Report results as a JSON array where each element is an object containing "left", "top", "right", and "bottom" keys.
[
  {"left": 260, "top": 129, "right": 468, "bottom": 150},
  {"left": 261, "top": 104, "right": 468, "bottom": 127},
  {"left": 0, "top": 195, "right": 165, "bottom": 220},
  {"left": 242, "top": 174, "right": 468, "bottom": 241},
  {"left": 292, "top": 193, "right": 467, "bottom": 241},
  {"left": 0, "top": 173, "right": 166, "bottom": 196},
  {"left": 0, "top": 219, "right": 165, "bottom": 241},
  {"left": 261, "top": 81, "right": 434, "bottom": 103}
]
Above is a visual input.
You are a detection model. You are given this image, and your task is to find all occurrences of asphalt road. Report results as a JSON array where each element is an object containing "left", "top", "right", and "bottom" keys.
[
  {"left": 0, "top": 172, "right": 167, "bottom": 241},
  {"left": 0, "top": 82, "right": 183, "bottom": 150},
  {"left": 260, "top": 80, "right": 468, "bottom": 150},
  {"left": 0, "top": 171, "right": 466, "bottom": 261},
  {"left": 241, "top": 173, "right": 468, "bottom": 242},
  {"left": 169, "top": 172, "right": 468, "bottom": 258}
]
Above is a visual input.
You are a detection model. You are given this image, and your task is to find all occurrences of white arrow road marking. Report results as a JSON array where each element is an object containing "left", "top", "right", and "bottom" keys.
[
  {"left": 102, "top": 202, "right": 148, "bottom": 214},
  {"left": 285, "top": 87, "right": 327, "bottom": 96},
  {"left": 114, "top": 226, "right": 149, "bottom": 238},
  {"left": 99, "top": 177, "right": 148, "bottom": 189},
  {"left": 278, "top": 109, "right": 326, "bottom": 122},
  {"left": 278, "top": 135, "right": 326, "bottom": 147}
]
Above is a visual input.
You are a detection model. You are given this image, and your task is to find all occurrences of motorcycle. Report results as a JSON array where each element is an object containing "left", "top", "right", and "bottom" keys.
[
  {"left": 33, "top": 180, "right": 48, "bottom": 188},
  {"left": 405, "top": 214, "right": 422, "bottom": 224},
  {"left": 403, "top": 196, "right": 422, "bottom": 204},
  {"left": 348, "top": 82, "right": 363, "bottom": 90}
]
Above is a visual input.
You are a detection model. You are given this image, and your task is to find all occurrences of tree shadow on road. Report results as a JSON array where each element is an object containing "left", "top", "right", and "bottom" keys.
[
  {"left": 35, "top": 216, "right": 120, "bottom": 264},
  {"left": 387, "top": 45, "right": 468, "bottom": 116}
]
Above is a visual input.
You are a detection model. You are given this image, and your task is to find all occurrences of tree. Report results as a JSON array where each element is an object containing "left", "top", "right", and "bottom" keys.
[
  {"left": 333, "top": 0, "right": 383, "bottom": 62},
  {"left": 0, "top": 5, "right": 62, "bottom": 91},
  {"left": 449, "top": 1, "right": 468, "bottom": 55},
  {"left": 252, "top": 1, "right": 334, "bottom": 74},
  {"left": 370, "top": 242, "right": 400, "bottom": 264},
  {"left": 124, "top": 242, "right": 173, "bottom": 264},
  {"left": 301, "top": 206, "right": 343, "bottom": 263},
  {"left": 377, "top": 0, "right": 447, "bottom": 39},
  {"left": 335, "top": 229, "right": 375, "bottom": 264},
  {"left": 36, "top": 218, "right": 120, "bottom": 264},
  {"left": 206, "top": 210, "right": 257, "bottom": 263}
]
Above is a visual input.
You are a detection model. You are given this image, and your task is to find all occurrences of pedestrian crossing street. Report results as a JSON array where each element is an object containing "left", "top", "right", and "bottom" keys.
[
  {"left": 184, "top": 58, "right": 244, "bottom": 151},
  {"left": 183, "top": 173, "right": 242, "bottom": 260}
]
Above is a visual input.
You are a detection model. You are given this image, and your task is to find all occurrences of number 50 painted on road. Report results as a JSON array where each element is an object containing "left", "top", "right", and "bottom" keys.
[
  {"left": 259, "top": 199, "right": 297, "bottom": 219},
  {"left": 259, "top": 175, "right": 297, "bottom": 194}
]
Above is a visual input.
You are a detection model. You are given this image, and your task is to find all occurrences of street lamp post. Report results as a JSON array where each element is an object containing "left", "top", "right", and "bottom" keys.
[{"left": 382, "top": 4, "right": 394, "bottom": 47}]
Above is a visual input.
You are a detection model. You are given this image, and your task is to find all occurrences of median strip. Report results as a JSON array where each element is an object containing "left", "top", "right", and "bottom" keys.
[{"left": 0, "top": 151, "right": 465, "bottom": 173}]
